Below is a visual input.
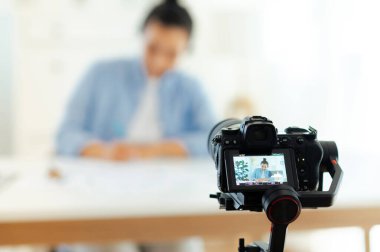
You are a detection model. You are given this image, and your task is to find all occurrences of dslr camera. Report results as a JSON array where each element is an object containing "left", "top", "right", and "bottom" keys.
[{"left": 208, "top": 116, "right": 342, "bottom": 212}]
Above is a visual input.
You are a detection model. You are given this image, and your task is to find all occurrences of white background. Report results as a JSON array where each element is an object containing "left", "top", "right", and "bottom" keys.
[{"left": 0, "top": 0, "right": 379, "bottom": 157}]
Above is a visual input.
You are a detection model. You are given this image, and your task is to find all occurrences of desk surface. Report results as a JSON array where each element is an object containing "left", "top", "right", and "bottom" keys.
[{"left": 0, "top": 156, "right": 378, "bottom": 222}]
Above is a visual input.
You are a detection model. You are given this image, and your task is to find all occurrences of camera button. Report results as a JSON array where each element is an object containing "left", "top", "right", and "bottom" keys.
[
  {"left": 297, "top": 137, "right": 305, "bottom": 144},
  {"left": 280, "top": 137, "right": 289, "bottom": 145},
  {"left": 212, "top": 136, "right": 222, "bottom": 144}
]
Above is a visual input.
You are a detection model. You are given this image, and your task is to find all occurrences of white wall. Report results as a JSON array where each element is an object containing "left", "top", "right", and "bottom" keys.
[{"left": 0, "top": 0, "right": 13, "bottom": 155}]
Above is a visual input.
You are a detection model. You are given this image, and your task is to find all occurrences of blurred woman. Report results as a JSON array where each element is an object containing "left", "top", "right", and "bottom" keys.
[{"left": 56, "top": 0, "right": 215, "bottom": 161}]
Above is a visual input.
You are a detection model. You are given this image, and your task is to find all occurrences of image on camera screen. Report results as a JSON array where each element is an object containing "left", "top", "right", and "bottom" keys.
[{"left": 233, "top": 154, "right": 288, "bottom": 186}]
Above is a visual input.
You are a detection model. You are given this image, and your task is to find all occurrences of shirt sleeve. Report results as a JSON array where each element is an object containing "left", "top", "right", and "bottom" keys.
[
  {"left": 55, "top": 64, "right": 101, "bottom": 156},
  {"left": 177, "top": 78, "right": 217, "bottom": 157},
  {"left": 251, "top": 170, "right": 256, "bottom": 180}
]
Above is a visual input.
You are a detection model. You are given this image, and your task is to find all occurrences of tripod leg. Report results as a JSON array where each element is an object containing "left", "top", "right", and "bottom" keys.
[
  {"left": 262, "top": 185, "right": 302, "bottom": 252},
  {"left": 268, "top": 224, "right": 288, "bottom": 252}
]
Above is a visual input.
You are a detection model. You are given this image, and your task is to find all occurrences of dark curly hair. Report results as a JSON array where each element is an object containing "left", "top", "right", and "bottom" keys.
[
  {"left": 143, "top": 0, "right": 193, "bottom": 36},
  {"left": 261, "top": 158, "right": 269, "bottom": 165}
]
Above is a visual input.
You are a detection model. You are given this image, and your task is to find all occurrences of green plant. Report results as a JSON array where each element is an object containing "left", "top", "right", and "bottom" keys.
[{"left": 235, "top": 160, "right": 249, "bottom": 181}]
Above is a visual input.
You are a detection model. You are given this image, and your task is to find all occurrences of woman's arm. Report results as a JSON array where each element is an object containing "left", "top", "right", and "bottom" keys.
[
  {"left": 56, "top": 64, "right": 101, "bottom": 156},
  {"left": 175, "top": 78, "right": 216, "bottom": 156}
]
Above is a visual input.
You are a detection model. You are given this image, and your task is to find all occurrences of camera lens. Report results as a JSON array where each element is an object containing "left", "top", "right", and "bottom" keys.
[{"left": 207, "top": 118, "right": 241, "bottom": 159}]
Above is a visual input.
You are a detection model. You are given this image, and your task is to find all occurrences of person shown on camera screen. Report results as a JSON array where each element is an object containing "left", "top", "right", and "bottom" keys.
[
  {"left": 251, "top": 158, "right": 273, "bottom": 182},
  {"left": 55, "top": 0, "right": 215, "bottom": 161}
]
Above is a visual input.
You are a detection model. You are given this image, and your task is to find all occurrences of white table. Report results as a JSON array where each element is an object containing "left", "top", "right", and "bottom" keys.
[
  {"left": 0, "top": 157, "right": 378, "bottom": 252},
  {"left": 0, "top": 158, "right": 220, "bottom": 221}
]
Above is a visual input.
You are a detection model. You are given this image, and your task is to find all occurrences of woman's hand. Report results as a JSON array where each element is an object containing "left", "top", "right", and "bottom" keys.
[
  {"left": 80, "top": 140, "right": 188, "bottom": 161},
  {"left": 80, "top": 142, "right": 139, "bottom": 161},
  {"left": 140, "top": 140, "right": 188, "bottom": 159}
]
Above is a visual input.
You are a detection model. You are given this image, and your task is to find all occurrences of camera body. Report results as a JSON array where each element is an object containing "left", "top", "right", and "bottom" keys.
[
  {"left": 208, "top": 116, "right": 337, "bottom": 211},
  {"left": 209, "top": 117, "right": 343, "bottom": 251}
]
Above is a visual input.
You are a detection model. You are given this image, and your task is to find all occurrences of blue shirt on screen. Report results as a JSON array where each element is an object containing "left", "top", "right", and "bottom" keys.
[
  {"left": 251, "top": 169, "right": 272, "bottom": 180},
  {"left": 56, "top": 57, "right": 215, "bottom": 157}
]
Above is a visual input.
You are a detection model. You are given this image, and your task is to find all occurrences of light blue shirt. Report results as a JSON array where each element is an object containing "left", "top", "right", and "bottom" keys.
[
  {"left": 56, "top": 57, "right": 216, "bottom": 156},
  {"left": 251, "top": 168, "right": 272, "bottom": 180}
]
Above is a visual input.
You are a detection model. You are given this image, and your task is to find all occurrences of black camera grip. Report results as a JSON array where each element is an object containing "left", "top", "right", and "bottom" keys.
[{"left": 298, "top": 158, "right": 343, "bottom": 208}]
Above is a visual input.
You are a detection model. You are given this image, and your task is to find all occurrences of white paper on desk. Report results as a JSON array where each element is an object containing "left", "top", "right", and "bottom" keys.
[
  {"left": 0, "top": 169, "right": 19, "bottom": 192},
  {"left": 44, "top": 158, "right": 216, "bottom": 201},
  {"left": 0, "top": 158, "right": 219, "bottom": 220}
]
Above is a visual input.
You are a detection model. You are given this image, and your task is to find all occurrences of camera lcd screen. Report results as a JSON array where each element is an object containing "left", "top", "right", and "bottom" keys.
[{"left": 233, "top": 154, "right": 288, "bottom": 186}]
